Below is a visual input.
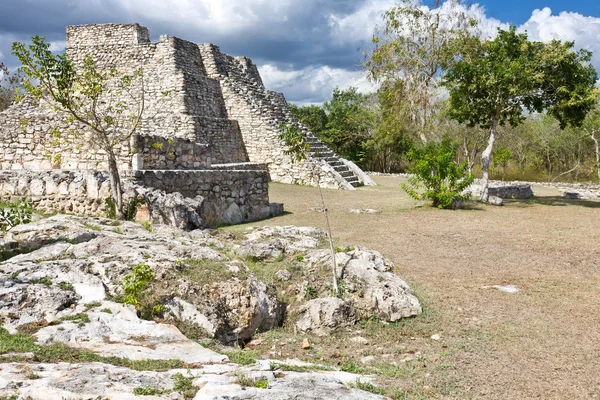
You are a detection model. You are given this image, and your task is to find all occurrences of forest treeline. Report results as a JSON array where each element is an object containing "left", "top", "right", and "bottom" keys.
[
  {"left": 290, "top": 0, "right": 600, "bottom": 184},
  {"left": 290, "top": 87, "right": 600, "bottom": 183}
]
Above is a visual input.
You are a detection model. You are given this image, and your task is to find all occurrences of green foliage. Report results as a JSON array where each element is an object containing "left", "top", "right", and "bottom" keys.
[
  {"left": 304, "top": 285, "right": 318, "bottom": 299},
  {"left": 133, "top": 386, "right": 161, "bottom": 395},
  {"left": 221, "top": 348, "right": 260, "bottom": 365},
  {"left": 235, "top": 373, "right": 269, "bottom": 389},
  {"left": 172, "top": 372, "right": 198, "bottom": 398},
  {"left": 321, "top": 87, "right": 376, "bottom": 162},
  {"left": 289, "top": 104, "right": 327, "bottom": 136},
  {"left": 444, "top": 26, "right": 597, "bottom": 131},
  {"left": 279, "top": 123, "right": 310, "bottom": 162},
  {"left": 104, "top": 197, "right": 117, "bottom": 220},
  {"left": 122, "top": 263, "right": 156, "bottom": 306},
  {"left": 140, "top": 221, "right": 154, "bottom": 232},
  {"left": 0, "top": 199, "right": 33, "bottom": 231},
  {"left": 402, "top": 137, "right": 474, "bottom": 209},
  {"left": 58, "top": 282, "right": 74, "bottom": 291},
  {"left": 0, "top": 62, "right": 22, "bottom": 112}
]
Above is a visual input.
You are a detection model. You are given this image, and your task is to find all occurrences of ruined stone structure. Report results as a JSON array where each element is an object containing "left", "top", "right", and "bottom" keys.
[{"left": 0, "top": 23, "right": 370, "bottom": 226}]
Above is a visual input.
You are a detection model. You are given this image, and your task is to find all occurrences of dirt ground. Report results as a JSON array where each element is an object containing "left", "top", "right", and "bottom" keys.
[{"left": 228, "top": 176, "right": 600, "bottom": 399}]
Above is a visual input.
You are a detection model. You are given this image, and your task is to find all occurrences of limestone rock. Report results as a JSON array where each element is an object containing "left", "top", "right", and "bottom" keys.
[
  {"left": 306, "top": 248, "right": 422, "bottom": 323},
  {"left": 488, "top": 185, "right": 533, "bottom": 199},
  {"left": 35, "top": 301, "right": 227, "bottom": 365},
  {"left": 563, "top": 190, "right": 598, "bottom": 199},
  {"left": 234, "top": 226, "right": 325, "bottom": 259},
  {"left": 295, "top": 297, "right": 357, "bottom": 336},
  {"left": 488, "top": 196, "right": 503, "bottom": 206},
  {"left": 190, "top": 274, "right": 284, "bottom": 344}
]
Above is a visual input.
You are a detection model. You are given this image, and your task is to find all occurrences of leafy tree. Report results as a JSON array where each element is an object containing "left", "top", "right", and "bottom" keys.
[
  {"left": 443, "top": 26, "right": 597, "bottom": 201},
  {"left": 402, "top": 136, "right": 474, "bottom": 209},
  {"left": 12, "top": 36, "right": 166, "bottom": 218},
  {"left": 322, "top": 87, "right": 375, "bottom": 163},
  {"left": 367, "top": 0, "right": 475, "bottom": 142},
  {"left": 582, "top": 91, "right": 600, "bottom": 180},
  {"left": 289, "top": 104, "right": 328, "bottom": 137},
  {"left": 0, "top": 62, "right": 21, "bottom": 111},
  {"left": 492, "top": 146, "right": 512, "bottom": 180}
]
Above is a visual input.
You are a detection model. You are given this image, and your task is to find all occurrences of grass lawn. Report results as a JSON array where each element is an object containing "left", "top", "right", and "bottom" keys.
[{"left": 225, "top": 176, "right": 600, "bottom": 399}]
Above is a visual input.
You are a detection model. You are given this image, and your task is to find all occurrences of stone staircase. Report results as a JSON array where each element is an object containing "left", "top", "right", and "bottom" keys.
[{"left": 199, "top": 45, "right": 363, "bottom": 188}]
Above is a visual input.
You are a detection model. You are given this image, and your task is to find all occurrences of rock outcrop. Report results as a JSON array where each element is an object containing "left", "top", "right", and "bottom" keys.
[{"left": 0, "top": 215, "right": 420, "bottom": 399}]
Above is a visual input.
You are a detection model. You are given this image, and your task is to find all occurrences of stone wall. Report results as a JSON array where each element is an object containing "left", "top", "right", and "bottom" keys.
[
  {"left": 139, "top": 135, "right": 211, "bottom": 170},
  {"left": 0, "top": 169, "right": 277, "bottom": 227},
  {"left": 135, "top": 169, "right": 273, "bottom": 225}
]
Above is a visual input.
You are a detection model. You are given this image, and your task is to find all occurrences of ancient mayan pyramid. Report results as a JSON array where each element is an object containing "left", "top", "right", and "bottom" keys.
[{"left": 0, "top": 23, "right": 372, "bottom": 225}]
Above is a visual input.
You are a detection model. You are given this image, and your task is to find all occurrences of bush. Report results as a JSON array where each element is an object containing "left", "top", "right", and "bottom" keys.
[{"left": 402, "top": 137, "right": 474, "bottom": 209}]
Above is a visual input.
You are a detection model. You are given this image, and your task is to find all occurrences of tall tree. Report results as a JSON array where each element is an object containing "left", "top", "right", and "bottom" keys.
[
  {"left": 12, "top": 36, "right": 165, "bottom": 218},
  {"left": 0, "top": 62, "right": 21, "bottom": 112},
  {"left": 366, "top": 0, "right": 475, "bottom": 142},
  {"left": 581, "top": 90, "right": 600, "bottom": 180},
  {"left": 289, "top": 104, "right": 328, "bottom": 137},
  {"left": 322, "top": 87, "right": 375, "bottom": 162},
  {"left": 443, "top": 26, "right": 597, "bottom": 201}
]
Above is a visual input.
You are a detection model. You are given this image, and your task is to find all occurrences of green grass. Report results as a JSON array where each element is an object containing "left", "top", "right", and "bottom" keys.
[
  {"left": 349, "top": 379, "right": 386, "bottom": 395},
  {"left": 221, "top": 348, "right": 260, "bottom": 365},
  {"left": 0, "top": 328, "right": 184, "bottom": 371},
  {"left": 133, "top": 386, "right": 162, "bottom": 395},
  {"left": 58, "top": 282, "right": 74, "bottom": 291},
  {"left": 235, "top": 373, "right": 269, "bottom": 389},
  {"left": 179, "top": 258, "right": 240, "bottom": 285}
]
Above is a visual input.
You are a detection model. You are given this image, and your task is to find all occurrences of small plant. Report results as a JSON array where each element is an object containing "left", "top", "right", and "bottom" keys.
[
  {"left": 235, "top": 373, "right": 269, "bottom": 389},
  {"left": 58, "top": 282, "right": 74, "bottom": 291},
  {"left": 133, "top": 386, "right": 162, "bottom": 395},
  {"left": 402, "top": 136, "right": 474, "bottom": 209},
  {"left": 122, "top": 262, "right": 156, "bottom": 306},
  {"left": 32, "top": 276, "right": 52, "bottom": 287},
  {"left": 304, "top": 285, "right": 318, "bottom": 299},
  {"left": 100, "top": 308, "right": 113, "bottom": 314},
  {"left": 104, "top": 197, "right": 117, "bottom": 219},
  {"left": 295, "top": 254, "right": 304, "bottom": 262},
  {"left": 84, "top": 301, "right": 102, "bottom": 311},
  {"left": 221, "top": 348, "right": 260, "bottom": 365},
  {"left": 0, "top": 199, "right": 33, "bottom": 231},
  {"left": 140, "top": 221, "right": 153, "bottom": 232},
  {"left": 172, "top": 372, "right": 198, "bottom": 398},
  {"left": 151, "top": 141, "right": 164, "bottom": 150},
  {"left": 61, "top": 313, "right": 90, "bottom": 328}
]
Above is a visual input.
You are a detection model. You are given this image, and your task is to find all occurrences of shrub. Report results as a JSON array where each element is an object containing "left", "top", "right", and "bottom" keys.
[
  {"left": 402, "top": 137, "right": 474, "bottom": 209},
  {"left": 122, "top": 263, "right": 156, "bottom": 306}
]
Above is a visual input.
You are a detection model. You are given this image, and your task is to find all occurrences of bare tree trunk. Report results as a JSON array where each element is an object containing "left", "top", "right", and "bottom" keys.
[
  {"left": 106, "top": 148, "right": 123, "bottom": 219},
  {"left": 480, "top": 118, "right": 498, "bottom": 202},
  {"left": 591, "top": 132, "right": 600, "bottom": 180}
]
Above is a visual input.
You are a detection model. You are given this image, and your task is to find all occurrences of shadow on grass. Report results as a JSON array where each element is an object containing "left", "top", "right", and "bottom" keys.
[{"left": 507, "top": 196, "right": 600, "bottom": 209}]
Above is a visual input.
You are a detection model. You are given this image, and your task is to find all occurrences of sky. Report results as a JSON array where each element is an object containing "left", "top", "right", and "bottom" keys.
[{"left": 0, "top": 0, "right": 599, "bottom": 105}]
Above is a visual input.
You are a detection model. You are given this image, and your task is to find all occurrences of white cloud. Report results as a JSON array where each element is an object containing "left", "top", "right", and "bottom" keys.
[
  {"left": 259, "top": 64, "right": 375, "bottom": 105},
  {"left": 519, "top": 7, "right": 600, "bottom": 68},
  {"left": 49, "top": 41, "right": 66, "bottom": 52}
]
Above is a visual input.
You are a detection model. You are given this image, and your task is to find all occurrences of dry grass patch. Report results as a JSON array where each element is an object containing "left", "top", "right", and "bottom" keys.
[{"left": 227, "top": 176, "right": 600, "bottom": 399}]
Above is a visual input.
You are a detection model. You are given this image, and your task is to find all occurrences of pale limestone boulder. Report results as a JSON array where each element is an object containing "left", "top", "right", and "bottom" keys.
[
  {"left": 294, "top": 297, "right": 357, "bottom": 336},
  {"left": 306, "top": 248, "right": 422, "bottom": 323}
]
